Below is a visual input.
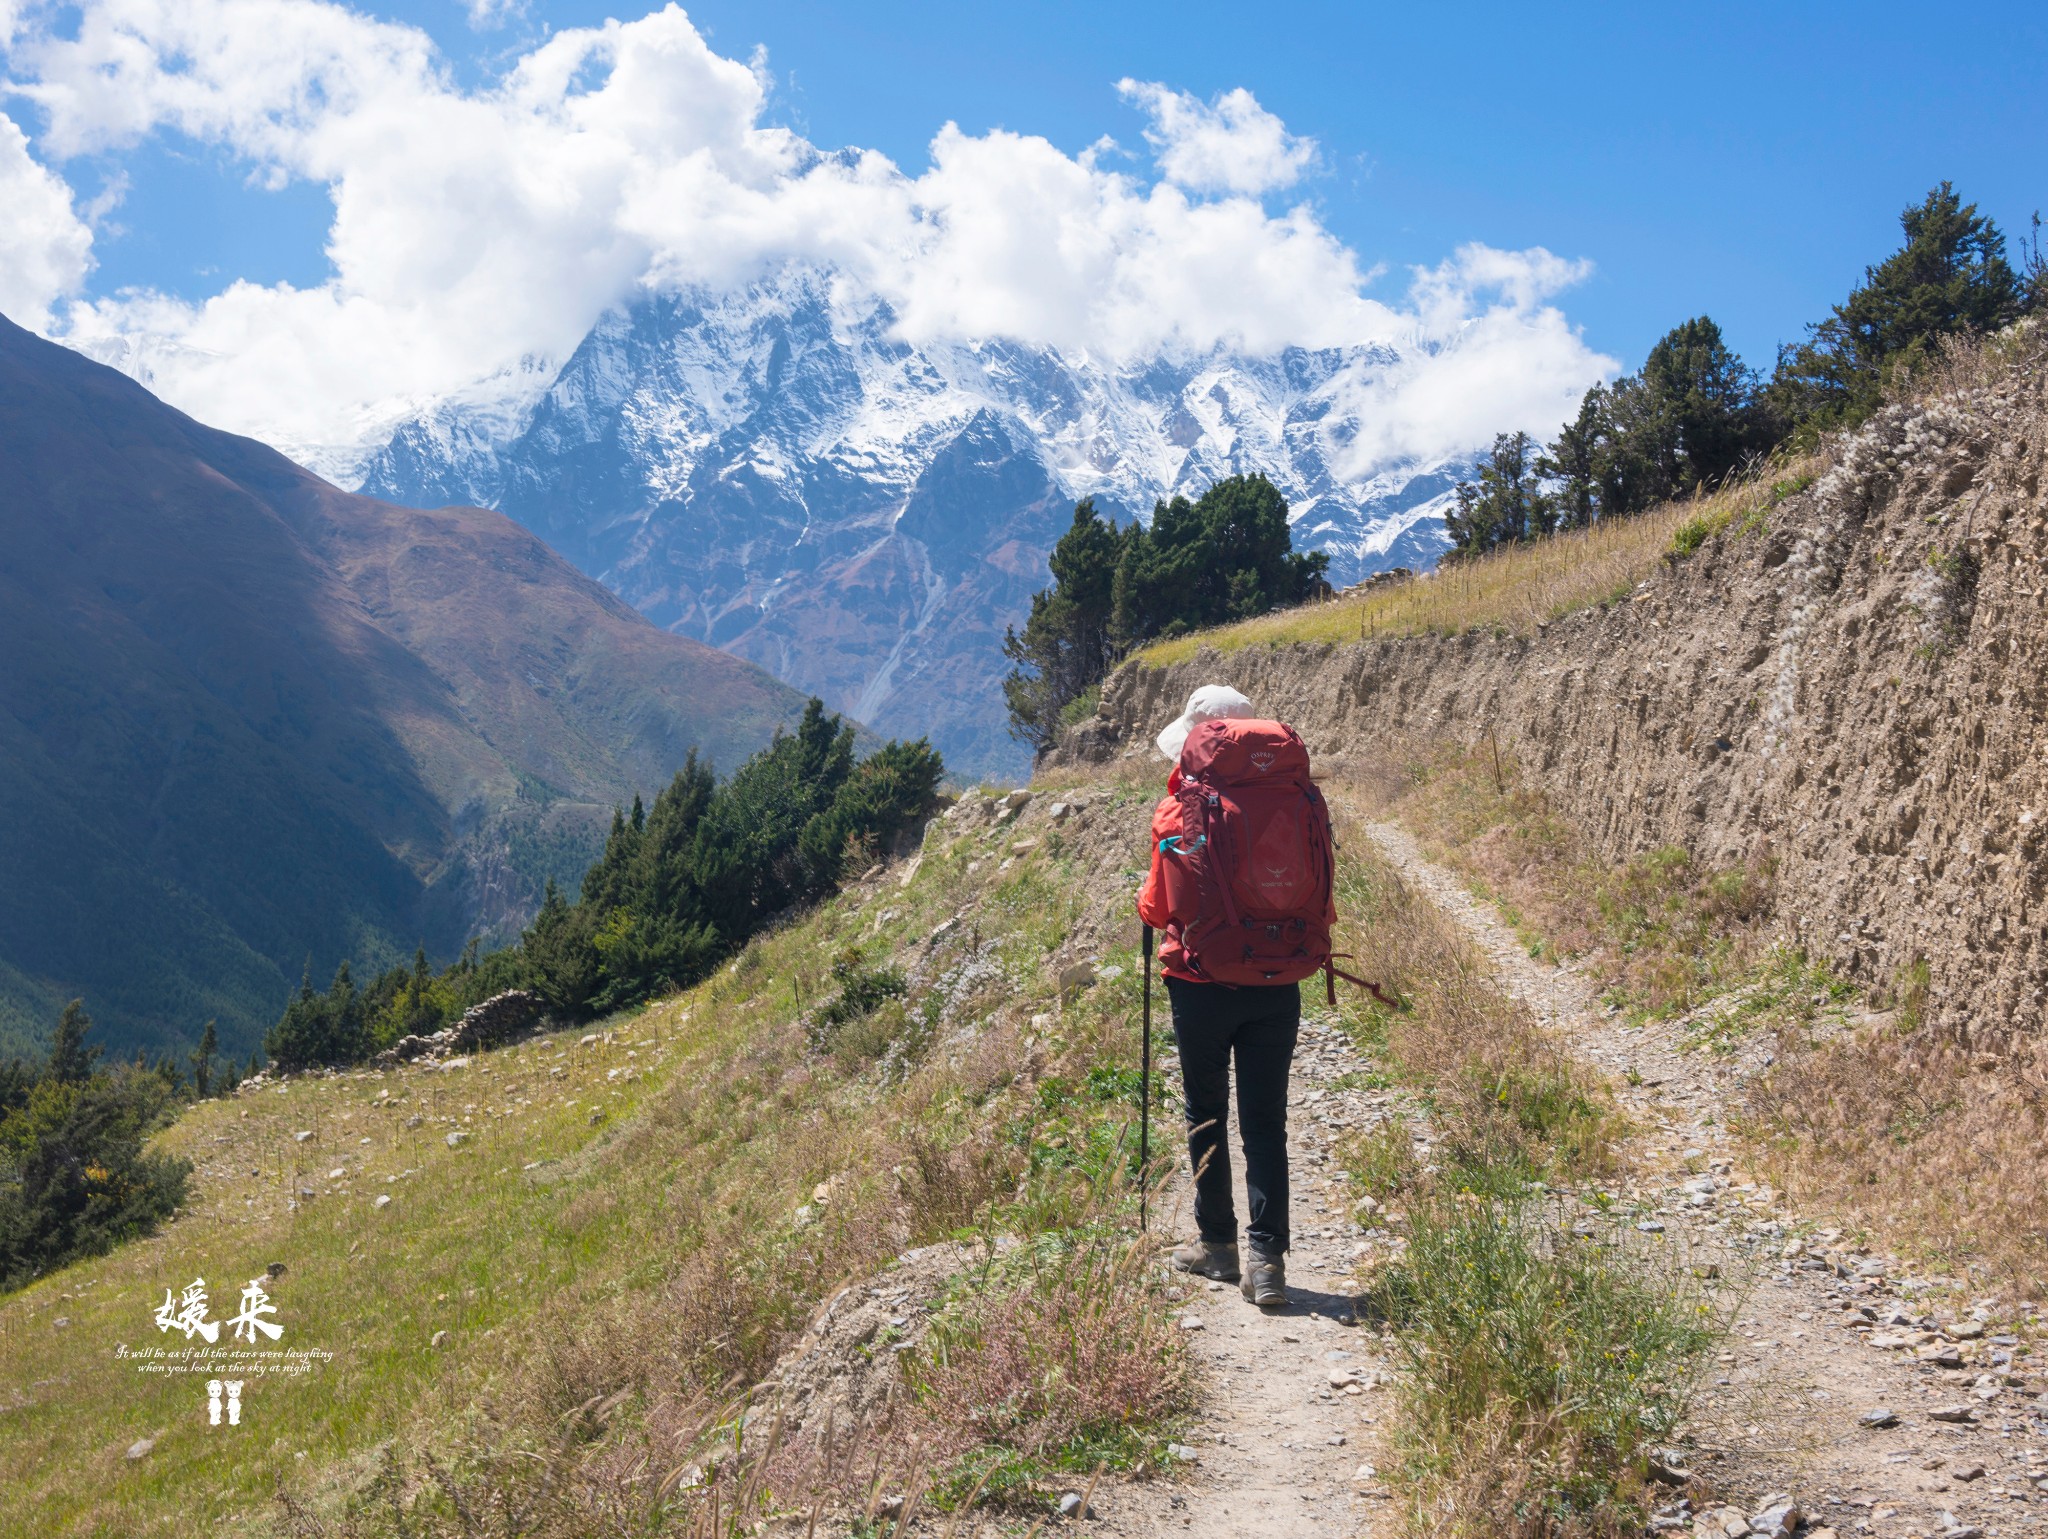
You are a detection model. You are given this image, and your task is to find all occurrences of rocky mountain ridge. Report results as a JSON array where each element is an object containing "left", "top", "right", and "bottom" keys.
[{"left": 355, "top": 268, "right": 1467, "bottom": 776}]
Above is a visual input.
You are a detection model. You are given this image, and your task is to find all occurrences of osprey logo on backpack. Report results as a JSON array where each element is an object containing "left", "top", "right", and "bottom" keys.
[{"left": 1249, "top": 750, "right": 1277, "bottom": 772}]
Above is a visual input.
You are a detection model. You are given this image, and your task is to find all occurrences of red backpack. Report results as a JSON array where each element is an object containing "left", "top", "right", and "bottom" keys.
[{"left": 1156, "top": 718, "right": 1395, "bottom": 1005}]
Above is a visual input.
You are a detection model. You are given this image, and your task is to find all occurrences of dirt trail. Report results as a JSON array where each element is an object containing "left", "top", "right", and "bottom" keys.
[
  {"left": 1360, "top": 815, "right": 2048, "bottom": 1539},
  {"left": 1099, "top": 1003, "right": 1401, "bottom": 1538}
]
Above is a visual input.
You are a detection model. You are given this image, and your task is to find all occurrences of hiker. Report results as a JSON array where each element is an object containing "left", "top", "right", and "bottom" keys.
[{"left": 1137, "top": 685, "right": 1334, "bottom": 1309}]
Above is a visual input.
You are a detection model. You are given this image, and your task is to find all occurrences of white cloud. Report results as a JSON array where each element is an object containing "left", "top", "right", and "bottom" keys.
[
  {"left": 463, "top": 0, "right": 524, "bottom": 29},
  {"left": 1116, "top": 79, "right": 1316, "bottom": 195},
  {"left": 4, "top": 0, "right": 1611, "bottom": 468},
  {"left": 0, "top": 110, "right": 93, "bottom": 330},
  {"left": 1319, "top": 244, "right": 1609, "bottom": 472}
]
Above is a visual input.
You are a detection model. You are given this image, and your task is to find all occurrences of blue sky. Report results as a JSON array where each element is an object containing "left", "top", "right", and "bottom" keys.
[
  {"left": 2, "top": 0, "right": 2041, "bottom": 464},
  {"left": 616, "top": 0, "right": 2048, "bottom": 372},
  {"left": 61, "top": 0, "right": 2048, "bottom": 372}
]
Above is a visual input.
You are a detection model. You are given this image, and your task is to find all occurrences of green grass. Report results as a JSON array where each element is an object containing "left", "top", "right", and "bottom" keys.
[
  {"left": 1666, "top": 469, "right": 1816, "bottom": 560},
  {"left": 0, "top": 787, "right": 1190, "bottom": 1537},
  {"left": 1679, "top": 948, "right": 1855, "bottom": 1056},
  {"left": 1365, "top": 1180, "right": 1723, "bottom": 1537}
]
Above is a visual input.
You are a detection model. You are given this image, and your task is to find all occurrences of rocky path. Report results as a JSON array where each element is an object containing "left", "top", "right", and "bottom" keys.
[
  {"left": 1361, "top": 817, "right": 2048, "bottom": 1539},
  {"left": 1101, "top": 1011, "right": 1402, "bottom": 1539}
]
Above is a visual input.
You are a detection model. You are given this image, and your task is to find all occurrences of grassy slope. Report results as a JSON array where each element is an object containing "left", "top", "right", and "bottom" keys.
[
  {"left": 0, "top": 775, "right": 1177, "bottom": 1537},
  {"left": 1137, "top": 463, "right": 1820, "bottom": 667}
]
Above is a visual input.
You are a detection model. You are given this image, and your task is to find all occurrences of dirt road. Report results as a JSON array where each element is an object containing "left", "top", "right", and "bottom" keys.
[
  {"left": 1101, "top": 1006, "right": 1402, "bottom": 1538},
  {"left": 1364, "top": 817, "right": 2047, "bottom": 1539}
]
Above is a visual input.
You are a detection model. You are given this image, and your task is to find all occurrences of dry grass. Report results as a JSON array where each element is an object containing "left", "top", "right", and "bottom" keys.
[
  {"left": 1138, "top": 464, "right": 1819, "bottom": 668},
  {"left": 1328, "top": 808, "right": 1623, "bottom": 1187},
  {"left": 1314, "top": 807, "right": 1720, "bottom": 1537},
  {"left": 1747, "top": 1026, "right": 2048, "bottom": 1301},
  {"left": 1359, "top": 741, "right": 2048, "bottom": 1302},
  {"left": 0, "top": 786, "right": 1190, "bottom": 1536},
  {"left": 899, "top": 1226, "right": 1195, "bottom": 1506},
  {"left": 1365, "top": 741, "right": 1776, "bottom": 1023}
]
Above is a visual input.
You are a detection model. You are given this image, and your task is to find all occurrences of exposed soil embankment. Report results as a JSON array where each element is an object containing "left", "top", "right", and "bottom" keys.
[{"left": 1059, "top": 350, "right": 2048, "bottom": 1043}]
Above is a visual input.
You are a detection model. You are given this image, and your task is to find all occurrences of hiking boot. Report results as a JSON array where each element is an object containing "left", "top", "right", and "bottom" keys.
[
  {"left": 1170, "top": 1238, "right": 1240, "bottom": 1282},
  {"left": 1240, "top": 1247, "right": 1287, "bottom": 1308}
]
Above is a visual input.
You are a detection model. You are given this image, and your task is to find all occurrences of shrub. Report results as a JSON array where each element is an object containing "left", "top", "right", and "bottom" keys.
[
  {"left": 903, "top": 1230, "right": 1194, "bottom": 1507},
  {"left": 264, "top": 962, "right": 372, "bottom": 1071},
  {"left": 814, "top": 949, "right": 909, "bottom": 1032},
  {"left": 0, "top": 1004, "right": 190, "bottom": 1289},
  {"left": 1367, "top": 1189, "right": 1722, "bottom": 1536}
]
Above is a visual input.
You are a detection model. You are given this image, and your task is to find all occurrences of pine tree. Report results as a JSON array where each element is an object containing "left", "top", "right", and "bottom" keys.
[
  {"left": 47, "top": 999, "right": 100, "bottom": 1086},
  {"left": 190, "top": 1019, "right": 218, "bottom": 1098},
  {"left": 1537, "top": 317, "right": 1770, "bottom": 528},
  {"left": 1639, "top": 316, "right": 1770, "bottom": 490},
  {"left": 1540, "top": 394, "right": 1601, "bottom": 532},
  {"left": 1447, "top": 432, "right": 1551, "bottom": 554},
  {"left": 1001, "top": 500, "right": 1126, "bottom": 753},
  {"left": 1113, "top": 475, "right": 1326, "bottom": 641},
  {"left": 1004, "top": 477, "right": 1326, "bottom": 750},
  {"left": 1772, "top": 182, "right": 2023, "bottom": 431}
]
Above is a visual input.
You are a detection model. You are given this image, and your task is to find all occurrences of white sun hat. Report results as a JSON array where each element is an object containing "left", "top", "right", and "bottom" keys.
[{"left": 1155, "top": 684, "right": 1255, "bottom": 763}]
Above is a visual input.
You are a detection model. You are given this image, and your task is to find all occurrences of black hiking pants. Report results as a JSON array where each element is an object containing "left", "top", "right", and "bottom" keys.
[{"left": 1165, "top": 976, "right": 1300, "bottom": 1256}]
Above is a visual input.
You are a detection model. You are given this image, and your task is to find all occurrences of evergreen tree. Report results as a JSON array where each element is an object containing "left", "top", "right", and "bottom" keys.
[
  {"left": 1535, "top": 317, "right": 1771, "bottom": 530},
  {"left": 1447, "top": 432, "right": 1552, "bottom": 554},
  {"left": 1772, "top": 182, "right": 2024, "bottom": 431},
  {"left": 263, "top": 961, "right": 371, "bottom": 1072},
  {"left": 46, "top": 1000, "right": 100, "bottom": 1086},
  {"left": 521, "top": 878, "right": 603, "bottom": 1019},
  {"left": 1004, "top": 476, "right": 1326, "bottom": 750},
  {"left": 1112, "top": 475, "right": 1327, "bottom": 642},
  {"left": 1639, "top": 316, "right": 1772, "bottom": 489},
  {"left": 189, "top": 1019, "right": 218, "bottom": 1099},
  {"left": 580, "top": 803, "right": 643, "bottom": 914},
  {"left": 0, "top": 1058, "right": 35, "bottom": 1117},
  {"left": 1001, "top": 501, "right": 1127, "bottom": 753},
  {"left": 0, "top": 1068, "right": 191, "bottom": 1289},
  {"left": 1540, "top": 394, "right": 1601, "bottom": 532}
]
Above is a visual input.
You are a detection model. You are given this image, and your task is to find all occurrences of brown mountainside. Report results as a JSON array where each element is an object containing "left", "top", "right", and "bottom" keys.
[{"left": 0, "top": 314, "right": 808, "bottom": 1061}]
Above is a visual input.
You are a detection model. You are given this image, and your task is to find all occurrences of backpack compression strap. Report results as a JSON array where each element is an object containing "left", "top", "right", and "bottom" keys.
[{"left": 1324, "top": 957, "right": 1403, "bottom": 1011}]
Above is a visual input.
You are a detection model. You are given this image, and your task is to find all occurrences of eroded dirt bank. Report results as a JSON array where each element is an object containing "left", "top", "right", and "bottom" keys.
[{"left": 1059, "top": 365, "right": 2048, "bottom": 1044}]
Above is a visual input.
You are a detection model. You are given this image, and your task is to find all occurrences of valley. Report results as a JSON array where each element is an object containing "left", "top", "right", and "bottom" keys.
[{"left": 0, "top": 316, "right": 809, "bottom": 1061}]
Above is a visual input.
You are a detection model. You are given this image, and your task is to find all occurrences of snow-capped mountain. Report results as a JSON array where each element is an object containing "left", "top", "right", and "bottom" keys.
[{"left": 355, "top": 268, "right": 1462, "bottom": 777}]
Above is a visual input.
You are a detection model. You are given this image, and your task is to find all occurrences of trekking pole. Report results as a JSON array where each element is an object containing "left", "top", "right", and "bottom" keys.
[{"left": 1139, "top": 925, "right": 1153, "bottom": 1233}]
